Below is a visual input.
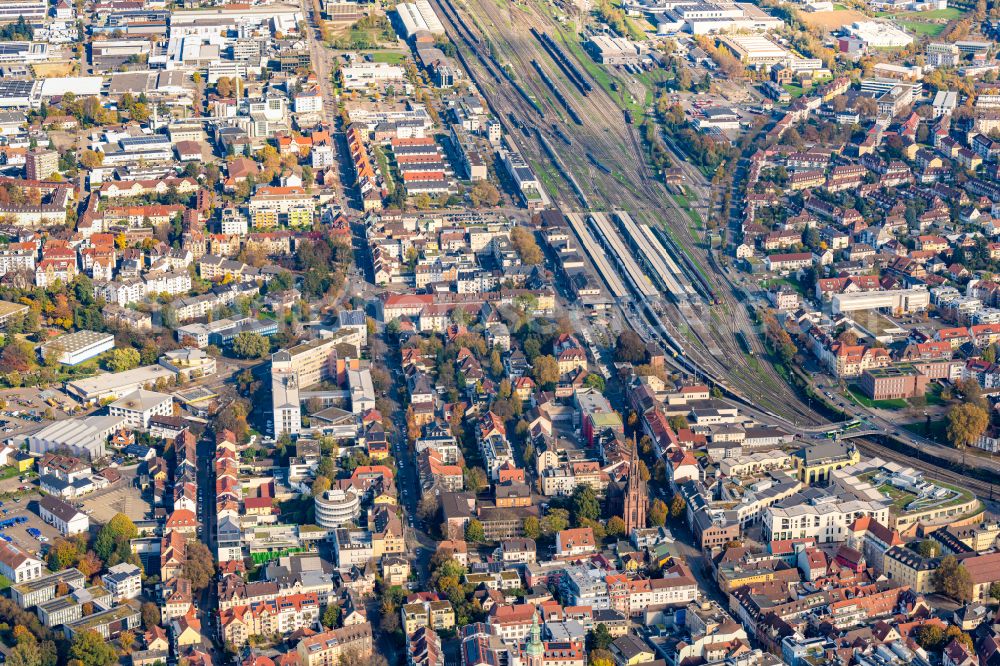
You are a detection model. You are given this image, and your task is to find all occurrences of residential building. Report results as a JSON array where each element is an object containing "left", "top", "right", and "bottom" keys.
[
  {"left": 0, "top": 543, "right": 42, "bottom": 584},
  {"left": 38, "top": 495, "right": 88, "bottom": 536},
  {"left": 108, "top": 390, "right": 173, "bottom": 429}
]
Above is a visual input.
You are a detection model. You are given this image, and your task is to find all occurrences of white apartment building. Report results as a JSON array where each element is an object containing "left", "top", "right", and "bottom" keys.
[
  {"left": 763, "top": 494, "right": 890, "bottom": 543},
  {"left": 333, "top": 529, "right": 374, "bottom": 571},
  {"left": 0, "top": 0, "right": 48, "bottom": 22},
  {"left": 270, "top": 336, "right": 341, "bottom": 388},
  {"left": 926, "top": 42, "right": 959, "bottom": 67},
  {"left": 272, "top": 371, "right": 301, "bottom": 438},
  {"left": 108, "top": 389, "right": 173, "bottom": 429},
  {"left": 294, "top": 90, "right": 324, "bottom": 114},
  {"left": 102, "top": 563, "right": 142, "bottom": 601},
  {"left": 0, "top": 244, "right": 36, "bottom": 276}
]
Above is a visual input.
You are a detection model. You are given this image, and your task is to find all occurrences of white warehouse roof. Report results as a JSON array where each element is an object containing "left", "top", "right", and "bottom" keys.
[
  {"left": 38, "top": 76, "right": 103, "bottom": 98},
  {"left": 396, "top": 0, "right": 444, "bottom": 38}
]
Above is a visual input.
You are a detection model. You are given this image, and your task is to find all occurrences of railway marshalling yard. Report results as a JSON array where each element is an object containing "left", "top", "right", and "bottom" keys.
[{"left": 431, "top": 0, "right": 824, "bottom": 424}]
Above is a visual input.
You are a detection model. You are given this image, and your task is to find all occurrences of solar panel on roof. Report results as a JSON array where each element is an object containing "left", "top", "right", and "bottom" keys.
[
  {"left": 119, "top": 135, "right": 169, "bottom": 147},
  {"left": 0, "top": 80, "right": 33, "bottom": 97}
]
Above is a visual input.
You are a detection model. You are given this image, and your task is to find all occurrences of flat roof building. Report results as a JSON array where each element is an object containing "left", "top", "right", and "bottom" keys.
[
  {"left": 0, "top": 0, "right": 48, "bottom": 23},
  {"left": 719, "top": 34, "right": 789, "bottom": 66},
  {"left": 845, "top": 21, "right": 913, "bottom": 48},
  {"left": 66, "top": 364, "right": 177, "bottom": 403},
  {"left": 41, "top": 331, "right": 115, "bottom": 366},
  {"left": 860, "top": 365, "right": 928, "bottom": 401},
  {"left": 584, "top": 35, "right": 647, "bottom": 65},
  {"left": 0, "top": 300, "right": 28, "bottom": 328}
]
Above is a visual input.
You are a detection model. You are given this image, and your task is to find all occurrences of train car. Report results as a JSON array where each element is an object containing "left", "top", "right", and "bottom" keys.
[
  {"left": 623, "top": 109, "right": 633, "bottom": 124},
  {"left": 587, "top": 152, "right": 611, "bottom": 174},
  {"left": 736, "top": 331, "right": 753, "bottom": 356},
  {"left": 553, "top": 124, "right": 572, "bottom": 145}
]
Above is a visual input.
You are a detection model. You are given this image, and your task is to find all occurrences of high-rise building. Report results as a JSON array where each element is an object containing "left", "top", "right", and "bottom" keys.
[
  {"left": 622, "top": 438, "right": 647, "bottom": 534},
  {"left": 25, "top": 148, "right": 58, "bottom": 181}
]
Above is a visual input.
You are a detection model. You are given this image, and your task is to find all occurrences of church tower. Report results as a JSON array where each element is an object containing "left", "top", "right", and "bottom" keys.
[
  {"left": 623, "top": 436, "right": 647, "bottom": 533},
  {"left": 525, "top": 612, "right": 544, "bottom": 666}
]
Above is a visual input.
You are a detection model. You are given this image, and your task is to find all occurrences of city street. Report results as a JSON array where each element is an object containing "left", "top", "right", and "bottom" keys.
[{"left": 381, "top": 334, "right": 437, "bottom": 587}]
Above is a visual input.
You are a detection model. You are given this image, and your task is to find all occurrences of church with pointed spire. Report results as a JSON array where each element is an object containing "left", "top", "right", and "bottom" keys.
[{"left": 622, "top": 436, "right": 647, "bottom": 534}]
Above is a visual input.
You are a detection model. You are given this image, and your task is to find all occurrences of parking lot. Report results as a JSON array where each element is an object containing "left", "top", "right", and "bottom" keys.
[
  {"left": 0, "top": 495, "right": 64, "bottom": 559},
  {"left": 0, "top": 388, "right": 80, "bottom": 442},
  {"left": 81, "top": 482, "right": 150, "bottom": 524}
]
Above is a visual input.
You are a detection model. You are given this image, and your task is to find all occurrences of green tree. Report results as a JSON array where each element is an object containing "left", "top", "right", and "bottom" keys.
[
  {"left": 947, "top": 402, "right": 989, "bottom": 460},
  {"left": 590, "top": 651, "right": 614, "bottom": 666},
  {"left": 583, "top": 374, "right": 606, "bottom": 392},
  {"left": 79, "top": 149, "right": 103, "bottom": 169},
  {"left": 105, "top": 347, "right": 140, "bottom": 372},
  {"left": 216, "top": 400, "right": 250, "bottom": 442},
  {"left": 141, "top": 601, "right": 160, "bottom": 628},
  {"left": 322, "top": 602, "right": 341, "bottom": 629},
  {"left": 469, "top": 181, "right": 500, "bottom": 207},
  {"left": 216, "top": 76, "right": 233, "bottom": 97},
  {"left": 984, "top": 344, "right": 997, "bottom": 364},
  {"left": 182, "top": 541, "right": 216, "bottom": 591},
  {"left": 465, "top": 519, "right": 485, "bottom": 543},
  {"left": 94, "top": 514, "right": 137, "bottom": 564},
  {"left": 312, "top": 475, "right": 332, "bottom": 495},
  {"left": 589, "top": 623, "right": 613, "bottom": 651},
  {"left": 509, "top": 226, "right": 543, "bottom": 264},
  {"left": 670, "top": 494, "right": 686, "bottom": 519},
  {"left": 605, "top": 516, "right": 626, "bottom": 537},
  {"left": 231, "top": 331, "right": 270, "bottom": 359},
  {"left": 572, "top": 485, "right": 600, "bottom": 524},
  {"left": 541, "top": 508, "right": 570, "bottom": 535},
  {"left": 69, "top": 630, "right": 118, "bottom": 666},
  {"left": 417, "top": 492, "right": 440, "bottom": 522},
  {"left": 523, "top": 516, "right": 541, "bottom": 540},
  {"left": 649, "top": 499, "right": 668, "bottom": 527},
  {"left": 614, "top": 330, "right": 647, "bottom": 363},
  {"left": 119, "top": 630, "right": 135, "bottom": 654},
  {"left": 932, "top": 555, "right": 971, "bottom": 601},
  {"left": 47, "top": 538, "right": 81, "bottom": 570},
  {"left": 955, "top": 378, "right": 987, "bottom": 409},
  {"left": 917, "top": 539, "right": 941, "bottom": 558},
  {"left": 7, "top": 633, "right": 40, "bottom": 666},
  {"left": 915, "top": 624, "right": 945, "bottom": 651},
  {"left": 945, "top": 625, "right": 974, "bottom": 651},
  {"left": 463, "top": 466, "right": 488, "bottom": 494},
  {"left": 532, "top": 355, "right": 560, "bottom": 387},
  {"left": 990, "top": 581, "right": 1000, "bottom": 602}
]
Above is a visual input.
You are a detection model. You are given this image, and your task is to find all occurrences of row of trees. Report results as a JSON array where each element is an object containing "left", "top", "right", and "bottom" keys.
[{"left": 510, "top": 227, "right": 543, "bottom": 265}]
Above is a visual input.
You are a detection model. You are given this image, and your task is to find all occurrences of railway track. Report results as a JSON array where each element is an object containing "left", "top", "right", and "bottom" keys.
[{"left": 433, "top": 0, "right": 825, "bottom": 424}]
